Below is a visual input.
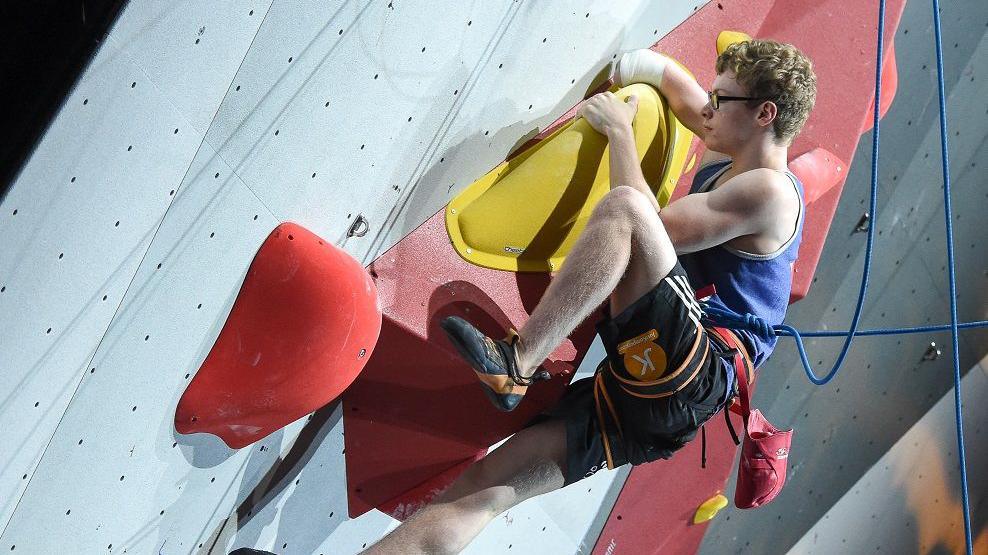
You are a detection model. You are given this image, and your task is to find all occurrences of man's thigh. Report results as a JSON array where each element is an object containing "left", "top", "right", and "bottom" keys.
[{"left": 608, "top": 190, "right": 678, "bottom": 316}]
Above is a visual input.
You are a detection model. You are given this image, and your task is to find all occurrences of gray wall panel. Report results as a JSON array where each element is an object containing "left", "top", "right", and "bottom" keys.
[{"left": 786, "top": 360, "right": 987, "bottom": 554}]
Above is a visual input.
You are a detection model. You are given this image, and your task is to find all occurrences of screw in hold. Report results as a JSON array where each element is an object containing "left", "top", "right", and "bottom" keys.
[
  {"left": 922, "top": 342, "right": 941, "bottom": 361},
  {"left": 854, "top": 213, "right": 870, "bottom": 233}
]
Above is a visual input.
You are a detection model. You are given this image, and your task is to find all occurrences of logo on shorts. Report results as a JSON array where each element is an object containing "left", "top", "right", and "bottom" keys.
[
  {"left": 585, "top": 459, "right": 609, "bottom": 478},
  {"left": 617, "top": 329, "right": 667, "bottom": 381}
]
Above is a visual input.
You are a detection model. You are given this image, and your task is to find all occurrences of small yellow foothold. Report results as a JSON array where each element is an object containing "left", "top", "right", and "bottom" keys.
[
  {"left": 693, "top": 493, "right": 728, "bottom": 524},
  {"left": 717, "top": 31, "right": 752, "bottom": 56}
]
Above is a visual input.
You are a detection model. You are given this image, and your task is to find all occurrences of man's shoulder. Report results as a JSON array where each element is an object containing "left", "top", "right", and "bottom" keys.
[{"left": 719, "top": 168, "right": 788, "bottom": 203}]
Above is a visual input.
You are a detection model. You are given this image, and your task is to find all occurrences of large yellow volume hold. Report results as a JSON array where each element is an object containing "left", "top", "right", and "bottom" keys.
[
  {"left": 693, "top": 493, "right": 729, "bottom": 524},
  {"left": 446, "top": 82, "right": 692, "bottom": 273}
]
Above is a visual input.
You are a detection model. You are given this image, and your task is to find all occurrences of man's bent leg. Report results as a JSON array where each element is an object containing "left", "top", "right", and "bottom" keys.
[
  {"left": 606, "top": 192, "right": 678, "bottom": 317},
  {"left": 363, "top": 419, "right": 568, "bottom": 555},
  {"left": 515, "top": 186, "right": 677, "bottom": 378}
]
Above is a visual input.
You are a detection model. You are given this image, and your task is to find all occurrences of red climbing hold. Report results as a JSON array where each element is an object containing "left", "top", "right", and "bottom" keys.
[
  {"left": 175, "top": 222, "right": 381, "bottom": 449},
  {"left": 788, "top": 147, "right": 847, "bottom": 304},
  {"left": 789, "top": 147, "right": 846, "bottom": 206},
  {"left": 860, "top": 36, "right": 898, "bottom": 134}
]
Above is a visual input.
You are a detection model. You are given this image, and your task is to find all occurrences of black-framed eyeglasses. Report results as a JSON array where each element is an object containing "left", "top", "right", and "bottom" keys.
[{"left": 707, "top": 90, "right": 767, "bottom": 110}]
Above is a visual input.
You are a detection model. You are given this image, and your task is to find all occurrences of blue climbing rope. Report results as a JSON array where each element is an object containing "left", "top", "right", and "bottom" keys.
[
  {"left": 703, "top": 303, "right": 987, "bottom": 391},
  {"left": 931, "top": 0, "right": 973, "bottom": 550},
  {"left": 701, "top": 0, "right": 974, "bottom": 551}
]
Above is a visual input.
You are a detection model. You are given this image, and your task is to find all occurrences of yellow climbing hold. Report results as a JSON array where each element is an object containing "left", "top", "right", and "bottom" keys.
[
  {"left": 684, "top": 151, "right": 697, "bottom": 175},
  {"left": 716, "top": 30, "right": 753, "bottom": 56},
  {"left": 693, "top": 493, "right": 729, "bottom": 524},
  {"left": 446, "top": 82, "right": 693, "bottom": 273}
]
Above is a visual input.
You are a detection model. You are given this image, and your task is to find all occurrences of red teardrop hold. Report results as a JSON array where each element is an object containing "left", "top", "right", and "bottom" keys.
[
  {"left": 788, "top": 146, "right": 847, "bottom": 304},
  {"left": 175, "top": 222, "right": 381, "bottom": 449},
  {"left": 860, "top": 36, "right": 898, "bottom": 134},
  {"left": 789, "top": 146, "right": 846, "bottom": 206}
]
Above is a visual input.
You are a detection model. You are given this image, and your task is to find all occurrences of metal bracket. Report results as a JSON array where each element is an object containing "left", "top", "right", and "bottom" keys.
[
  {"left": 347, "top": 214, "right": 369, "bottom": 238},
  {"left": 854, "top": 213, "right": 870, "bottom": 233}
]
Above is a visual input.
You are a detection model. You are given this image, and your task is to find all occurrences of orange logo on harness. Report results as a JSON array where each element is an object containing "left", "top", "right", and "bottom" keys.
[{"left": 617, "top": 329, "right": 667, "bottom": 381}]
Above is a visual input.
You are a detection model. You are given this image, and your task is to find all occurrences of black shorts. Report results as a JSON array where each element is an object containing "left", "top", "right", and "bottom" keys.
[{"left": 527, "top": 262, "right": 735, "bottom": 486}]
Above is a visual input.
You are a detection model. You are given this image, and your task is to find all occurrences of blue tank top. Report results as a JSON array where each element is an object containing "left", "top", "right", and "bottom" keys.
[{"left": 678, "top": 160, "right": 805, "bottom": 368}]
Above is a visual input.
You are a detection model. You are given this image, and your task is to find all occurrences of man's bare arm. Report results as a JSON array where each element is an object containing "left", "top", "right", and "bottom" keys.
[
  {"left": 616, "top": 50, "right": 709, "bottom": 140},
  {"left": 656, "top": 61, "right": 711, "bottom": 140},
  {"left": 577, "top": 92, "right": 659, "bottom": 212},
  {"left": 660, "top": 170, "right": 783, "bottom": 254},
  {"left": 615, "top": 50, "right": 728, "bottom": 167},
  {"left": 606, "top": 123, "right": 660, "bottom": 212}
]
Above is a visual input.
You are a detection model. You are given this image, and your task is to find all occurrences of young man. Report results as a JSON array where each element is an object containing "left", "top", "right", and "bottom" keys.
[{"left": 366, "top": 39, "right": 816, "bottom": 554}]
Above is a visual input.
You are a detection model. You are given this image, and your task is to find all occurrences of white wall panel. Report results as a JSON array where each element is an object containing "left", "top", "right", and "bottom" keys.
[
  {"left": 0, "top": 6, "right": 267, "bottom": 532},
  {"left": 109, "top": 1, "right": 273, "bottom": 134},
  {"left": 208, "top": 404, "right": 348, "bottom": 555},
  {"left": 202, "top": 0, "right": 708, "bottom": 266},
  {"left": 0, "top": 137, "right": 294, "bottom": 553},
  {"left": 0, "top": 0, "right": 275, "bottom": 546}
]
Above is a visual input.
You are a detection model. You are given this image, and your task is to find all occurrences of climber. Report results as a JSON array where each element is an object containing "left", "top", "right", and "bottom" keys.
[{"left": 365, "top": 39, "right": 817, "bottom": 554}]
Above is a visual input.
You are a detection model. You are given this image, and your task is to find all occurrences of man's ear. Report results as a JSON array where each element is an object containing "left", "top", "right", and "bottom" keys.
[{"left": 757, "top": 101, "right": 778, "bottom": 129}]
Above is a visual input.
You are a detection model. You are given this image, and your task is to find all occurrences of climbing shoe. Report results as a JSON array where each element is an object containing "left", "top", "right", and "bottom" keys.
[{"left": 440, "top": 316, "right": 550, "bottom": 411}]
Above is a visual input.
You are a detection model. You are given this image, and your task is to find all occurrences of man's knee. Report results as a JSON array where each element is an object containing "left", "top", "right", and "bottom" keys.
[
  {"left": 596, "top": 186, "right": 660, "bottom": 221},
  {"left": 403, "top": 500, "right": 495, "bottom": 554},
  {"left": 594, "top": 186, "right": 666, "bottom": 238}
]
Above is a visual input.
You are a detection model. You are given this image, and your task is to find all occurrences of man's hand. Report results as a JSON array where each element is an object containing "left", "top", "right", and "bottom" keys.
[{"left": 577, "top": 92, "right": 638, "bottom": 136}]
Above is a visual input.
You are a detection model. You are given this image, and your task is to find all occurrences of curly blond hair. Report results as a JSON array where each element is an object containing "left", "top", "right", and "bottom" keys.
[{"left": 716, "top": 39, "right": 817, "bottom": 145}]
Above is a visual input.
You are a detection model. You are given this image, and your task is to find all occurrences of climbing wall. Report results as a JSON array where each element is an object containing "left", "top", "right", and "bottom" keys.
[
  {"left": 0, "top": 0, "right": 984, "bottom": 554},
  {"left": 0, "top": 2, "right": 281, "bottom": 550},
  {"left": 0, "top": 0, "right": 706, "bottom": 553}
]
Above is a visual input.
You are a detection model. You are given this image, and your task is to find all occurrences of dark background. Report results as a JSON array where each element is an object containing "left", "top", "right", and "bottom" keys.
[{"left": 0, "top": 1, "right": 127, "bottom": 201}]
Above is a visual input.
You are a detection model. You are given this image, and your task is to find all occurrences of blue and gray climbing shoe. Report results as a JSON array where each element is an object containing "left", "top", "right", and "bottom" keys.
[{"left": 440, "top": 316, "right": 551, "bottom": 411}]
